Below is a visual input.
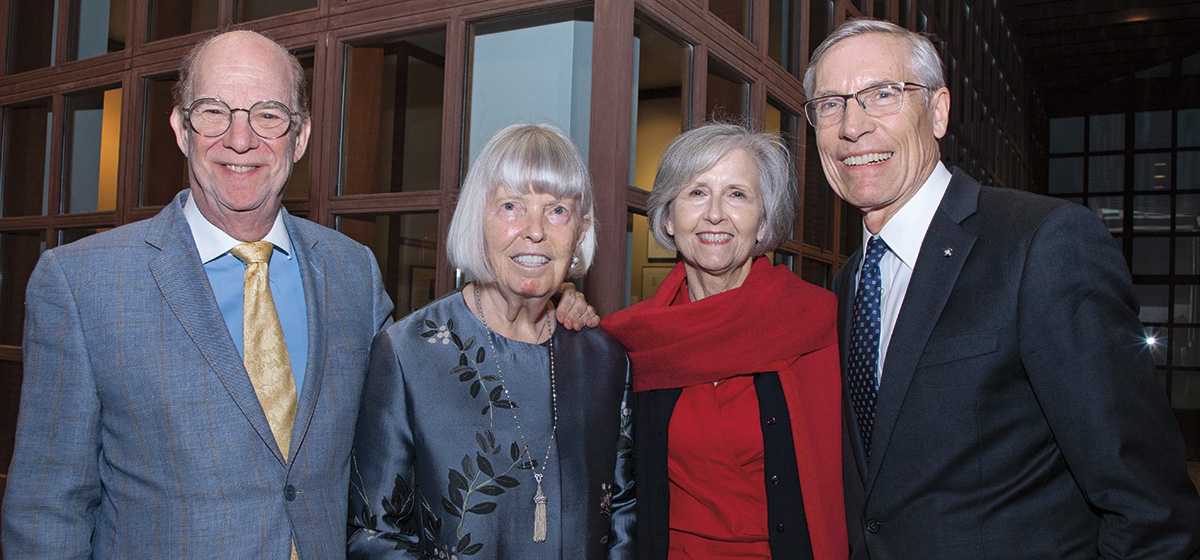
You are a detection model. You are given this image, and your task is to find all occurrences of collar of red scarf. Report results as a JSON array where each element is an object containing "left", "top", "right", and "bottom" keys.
[{"left": 602, "top": 257, "right": 837, "bottom": 392}]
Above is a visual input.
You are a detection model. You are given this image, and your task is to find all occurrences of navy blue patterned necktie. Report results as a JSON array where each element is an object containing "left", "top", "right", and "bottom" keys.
[{"left": 848, "top": 236, "right": 888, "bottom": 460}]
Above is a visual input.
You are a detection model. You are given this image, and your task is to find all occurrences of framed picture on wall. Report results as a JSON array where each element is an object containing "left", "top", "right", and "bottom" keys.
[
  {"left": 410, "top": 266, "right": 437, "bottom": 310},
  {"left": 641, "top": 266, "right": 673, "bottom": 299},
  {"left": 647, "top": 235, "right": 676, "bottom": 261}
]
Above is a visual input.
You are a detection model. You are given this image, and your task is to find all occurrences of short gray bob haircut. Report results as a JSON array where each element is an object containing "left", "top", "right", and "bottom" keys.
[
  {"left": 447, "top": 123, "right": 596, "bottom": 284},
  {"left": 803, "top": 18, "right": 946, "bottom": 99},
  {"left": 647, "top": 121, "right": 795, "bottom": 255}
]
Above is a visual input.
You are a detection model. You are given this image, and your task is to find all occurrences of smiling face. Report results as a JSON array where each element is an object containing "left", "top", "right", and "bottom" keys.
[
  {"left": 813, "top": 33, "right": 949, "bottom": 233},
  {"left": 169, "top": 31, "right": 311, "bottom": 241},
  {"left": 483, "top": 186, "right": 590, "bottom": 302},
  {"left": 665, "top": 148, "right": 766, "bottom": 292}
]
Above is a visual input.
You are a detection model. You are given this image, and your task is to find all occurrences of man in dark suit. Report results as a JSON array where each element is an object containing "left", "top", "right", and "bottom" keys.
[
  {"left": 803, "top": 18, "right": 1200, "bottom": 559},
  {"left": 1, "top": 30, "right": 394, "bottom": 559}
]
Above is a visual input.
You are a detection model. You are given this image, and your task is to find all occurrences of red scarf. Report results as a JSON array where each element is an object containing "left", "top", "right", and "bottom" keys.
[{"left": 603, "top": 257, "right": 837, "bottom": 392}]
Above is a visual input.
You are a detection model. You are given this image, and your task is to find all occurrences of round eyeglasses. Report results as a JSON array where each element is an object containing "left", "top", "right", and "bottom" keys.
[
  {"left": 803, "top": 82, "right": 930, "bottom": 129},
  {"left": 183, "top": 98, "right": 300, "bottom": 139}
]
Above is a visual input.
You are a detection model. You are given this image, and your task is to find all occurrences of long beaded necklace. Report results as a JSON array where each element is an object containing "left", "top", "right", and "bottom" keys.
[{"left": 474, "top": 285, "right": 558, "bottom": 543}]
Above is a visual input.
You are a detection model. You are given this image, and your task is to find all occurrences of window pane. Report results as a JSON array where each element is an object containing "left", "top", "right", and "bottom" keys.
[
  {"left": 63, "top": 86, "right": 121, "bottom": 214},
  {"left": 1176, "top": 285, "right": 1200, "bottom": 323},
  {"left": 632, "top": 21, "right": 687, "bottom": 190},
  {"left": 710, "top": 0, "right": 750, "bottom": 39},
  {"left": 68, "top": 0, "right": 127, "bottom": 61},
  {"left": 6, "top": 0, "right": 55, "bottom": 74},
  {"left": 1179, "top": 237, "right": 1198, "bottom": 276},
  {"left": 809, "top": 0, "right": 833, "bottom": 54},
  {"left": 1135, "top": 284, "right": 1169, "bottom": 323},
  {"left": 1088, "top": 155, "right": 1123, "bottom": 193},
  {"left": 148, "top": 0, "right": 218, "bottom": 41},
  {"left": 336, "top": 212, "right": 439, "bottom": 320},
  {"left": 284, "top": 51, "right": 314, "bottom": 203},
  {"left": 237, "top": 0, "right": 315, "bottom": 22},
  {"left": 1048, "top": 157, "right": 1083, "bottom": 194},
  {"left": 1, "top": 361, "right": 21, "bottom": 478},
  {"left": 804, "top": 126, "right": 833, "bottom": 250},
  {"left": 1049, "top": 117, "right": 1083, "bottom": 154},
  {"left": 1180, "top": 109, "right": 1200, "bottom": 148},
  {"left": 1089, "top": 113, "right": 1123, "bottom": 151},
  {"left": 1181, "top": 152, "right": 1199, "bottom": 190},
  {"left": 1, "top": 99, "right": 52, "bottom": 217},
  {"left": 1088, "top": 195, "right": 1124, "bottom": 233},
  {"left": 59, "top": 227, "right": 104, "bottom": 245},
  {"left": 0, "top": 230, "right": 44, "bottom": 346},
  {"left": 768, "top": 0, "right": 797, "bottom": 73},
  {"left": 706, "top": 59, "right": 748, "bottom": 122},
  {"left": 140, "top": 75, "right": 188, "bottom": 207},
  {"left": 840, "top": 200, "right": 862, "bottom": 257},
  {"left": 1133, "top": 195, "right": 1171, "bottom": 232},
  {"left": 800, "top": 258, "right": 830, "bottom": 289},
  {"left": 468, "top": 9, "right": 593, "bottom": 166},
  {"left": 1131, "top": 236, "right": 1170, "bottom": 275},
  {"left": 1134, "top": 153, "right": 1170, "bottom": 191},
  {"left": 1179, "top": 194, "right": 1200, "bottom": 233},
  {"left": 1135, "top": 110, "right": 1172, "bottom": 150},
  {"left": 1174, "top": 327, "right": 1200, "bottom": 367}
]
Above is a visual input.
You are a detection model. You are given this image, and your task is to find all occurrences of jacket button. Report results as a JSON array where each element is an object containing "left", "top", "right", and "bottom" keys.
[
  {"left": 866, "top": 518, "right": 880, "bottom": 533},
  {"left": 771, "top": 475, "right": 779, "bottom": 485},
  {"left": 775, "top": 524, "right": 785, "bottom": 533},
  {"left": 767, "top": 416, "right": 777, "bottom": 425},
  {"left": 284, "top": 484, "right": 297, "bottom": 501}
]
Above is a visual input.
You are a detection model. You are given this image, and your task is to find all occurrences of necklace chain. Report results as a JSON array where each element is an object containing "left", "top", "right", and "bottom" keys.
[{"left": 474, "top": 285, "right": 558, "bottom": 491}]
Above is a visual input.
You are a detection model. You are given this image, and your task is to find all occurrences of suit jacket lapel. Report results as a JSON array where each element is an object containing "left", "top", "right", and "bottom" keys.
[
  {"left": 147, "top": 193, "right": 286, "bottom": 464},
  {"left": 834, "top": 251, "right": 871, "bottom": 484},
  {"left": 865, "top": 169, "right": 979, "bottom": 493},
  {"left": 286, "top": 215, "right": 326, "bottom": 465}
]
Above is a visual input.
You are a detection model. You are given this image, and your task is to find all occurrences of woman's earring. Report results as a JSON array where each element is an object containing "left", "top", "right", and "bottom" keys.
[{"left": 571, "top": 255, "right": 580, "bottom": 267}]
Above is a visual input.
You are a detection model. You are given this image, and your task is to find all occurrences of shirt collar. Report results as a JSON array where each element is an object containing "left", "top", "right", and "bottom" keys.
[
  {"left": 182, "top": 190, "right": 293, "bottom": 264},
  {"left": 864, "top": 161, "right": 952, "bottom": 268}
]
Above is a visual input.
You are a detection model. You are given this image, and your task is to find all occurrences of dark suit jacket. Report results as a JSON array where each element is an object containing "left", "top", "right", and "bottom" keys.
[
  {"left": 835, "top": 168, "right": 1200, "bottom": 559},
  {"left": 3, "top": 190, "right": 394, "bottom": 559}
]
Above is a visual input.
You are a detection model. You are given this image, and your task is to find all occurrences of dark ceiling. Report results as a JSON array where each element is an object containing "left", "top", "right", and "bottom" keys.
[{"left": 997, "top": 0, "right": 1200, "bottom": 95}]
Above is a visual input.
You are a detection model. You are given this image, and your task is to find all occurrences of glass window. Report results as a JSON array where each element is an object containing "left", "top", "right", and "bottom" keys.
[
  {"left": 140, "top": 75, "right": 187, "bottom": 207},
  {"left": 840, "top": 200, "right": 862, "bottom": 258},
  {"left": 1131, "top": 236, "right": 1170, "bottom": 275},
  {"left": 1048, "top": 117, "right": 1083, "bottom": 154},
  {"left": 1135, "top": 284, "right": 1169, "bottom": 323},
  {"left": 873, "top": 0, "right": 890, "bottom": 18},
  {"left": 284, "top": 51, "right": 314, "bottom": 203},
  {"left": 705, "top": 59, "right": 748, "bottom": 122},
  {"left": 710, "top": 0, "right": 750, "bottom": 39},
  {"left": 1088, "top": 195, "right": 1124, "bottom": 233},
  {"left": 1047, "top": 157, "right": 1083, "bottom": 194},
  {"left": 337, "top": 212, "right": 439, "bottom": 320},
  {"left": 0, "top": 230, "right": 44, "bottom": 346},
  {"left": 1176, "top": 285, "right": 1200, "bottom": 323},
  {"left": 63, "top": 86, "right": 122, "bottom": 214},
  {"left": 804, "top": 126, "right": 833, "bottom": 250},
  {"left": 1088, "top": 155, "right": 1123, "bottom": 193},
  {"left": 1181, "top": 152, "right": 1199, "bottom": 190},
  {"left": 1177, "top": 236, "right": 1197, "bottom": 276},
  {"left": 0, "top": 361, "right": 20, "bottom": 472},
  {"left": 1133, "top": 195, "right": 1171, "bottom": 232},
  {"left": 6, "top": 0, "right": 55, "bottom": 74},
  {"left": 1171, "top": 372, "right": 1200, "bottom": 414},
  {"left": 59, "top": 227, "right": 103, "bottom": 245},
  {"left": 468, "top": 9, "right": 594, "bottom": 167},
  {"left": 1088, "top": 113, "right": 1123, "bottom": 151},
  {"left": 801, "top": 258, "right": 830, "bottom": 289},
  {"left": 768, "top": 0, "right": 797, "bottom": 74},
  {"left": 1179, "top": 109, "right": 1200, "bottom": 148},
  {"left": 1134, "top": 153, "right": 1171, "bottom": 191},
  {"left": 148, "top": 0, "right": 218, "bottom": 41},
  {"left": 1, "top": 99, "right": 53, "bottom": 217},
  {"left": 68, "top": 0, "right": 127, "bottom": 61},
  {"left": 1135, "top": 110, "right": 1172, "bottom": 150},
  {"left": 632, "top": 20, "right": 688, "bottom": 190},
  {"left": 237, "top": 0, "right": 316, "bottom": 22},
  {"left": 1178, "top": 194, "right": 1200, "bottom": 233},
  {"left": 809, "top": 0, "right": 834, "bottom": 58},
  {"left": 1173, "top": 327, "right": 1200, "bottom": 367}
]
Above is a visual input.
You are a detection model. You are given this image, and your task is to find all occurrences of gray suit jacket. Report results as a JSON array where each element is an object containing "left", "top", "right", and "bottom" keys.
[
  {"left": 3, "top": 190, "right": 394, "bottom": 559},
  {"left": 835, "top": 169, "right": 1200, "bottom": 559}
]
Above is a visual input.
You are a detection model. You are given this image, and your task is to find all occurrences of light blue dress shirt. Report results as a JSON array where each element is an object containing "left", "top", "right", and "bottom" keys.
[{"left": 182, "top": 192, "right": 308, "bottom": 398}]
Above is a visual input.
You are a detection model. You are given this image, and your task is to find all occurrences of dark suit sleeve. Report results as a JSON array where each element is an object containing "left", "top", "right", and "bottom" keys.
[
  {"left": 606, "top": 364, "right": 635, "bottom": 560},
  {"left": 2, "top": 251, "right": 101, "bottom": 559},
  {"left": 1017, "top": 204, "right": 1200, "bottom": 558}
]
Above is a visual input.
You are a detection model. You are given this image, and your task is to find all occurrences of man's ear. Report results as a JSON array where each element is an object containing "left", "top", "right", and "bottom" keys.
[
  {"left": 169, "top": 107, "right": 190, "bottom": 155},
  {"left": 292, "top": 117, "right": 312, "bottom": 162},
  {"left": 932, "top": 87, "right": 950, "bottom": 139}
]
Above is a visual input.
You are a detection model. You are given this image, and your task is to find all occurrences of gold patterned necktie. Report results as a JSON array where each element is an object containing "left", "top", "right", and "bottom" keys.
[{"left": 230, "top": 241, "right": 297, "bottom": 461}]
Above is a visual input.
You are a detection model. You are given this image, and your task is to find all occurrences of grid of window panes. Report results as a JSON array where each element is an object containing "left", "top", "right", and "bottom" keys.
[{"left": 1048, "top": 110, "right": 1200, "bottom": 460}]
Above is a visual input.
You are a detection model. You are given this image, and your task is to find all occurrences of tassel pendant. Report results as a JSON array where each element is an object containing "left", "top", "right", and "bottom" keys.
[{"left": 532, "top": 474, "right": 548, "bottom": 542}]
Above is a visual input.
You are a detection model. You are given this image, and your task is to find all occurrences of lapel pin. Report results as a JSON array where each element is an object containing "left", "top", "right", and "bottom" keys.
[{"left": 943, "top": 248, "right": 953, "bottom": 257}]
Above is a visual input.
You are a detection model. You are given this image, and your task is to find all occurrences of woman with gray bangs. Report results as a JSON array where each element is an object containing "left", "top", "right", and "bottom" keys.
[
  {"left": 603, "top": 122, "right": 846, "bottom": 559},
  {"left": 349, "top": 124, "right": 635, "bottom": 559}
]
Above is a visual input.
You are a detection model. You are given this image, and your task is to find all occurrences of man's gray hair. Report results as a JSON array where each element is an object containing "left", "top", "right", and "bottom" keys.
[
  {"left": 803, "top": 18, "right": 946, "bottom": 99},
  {"left": 647, "top": 121, "right": 795, "bottom": 255},
  {"left": 174, "top": 28, "right": 309, "bottom": 119},
  {"left": 447, "top": 123, "right": 596, "bottom": 284}
]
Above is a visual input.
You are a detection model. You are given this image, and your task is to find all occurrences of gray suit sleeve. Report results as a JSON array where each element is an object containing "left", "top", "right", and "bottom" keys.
[
  {"left": 2, "top": 251, "right": 102, "bottom": 559},
  {"left": 1017, "top": 204, "right": 1200, "bottom": 558}
]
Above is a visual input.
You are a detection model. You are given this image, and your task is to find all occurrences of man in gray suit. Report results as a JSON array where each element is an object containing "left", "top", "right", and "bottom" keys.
[
  {"left": 806, "top": 18, "right": 1200, "bottom": 559},
  {"left": 2, "top": 30, "right": 393, "bottom": 559}
]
